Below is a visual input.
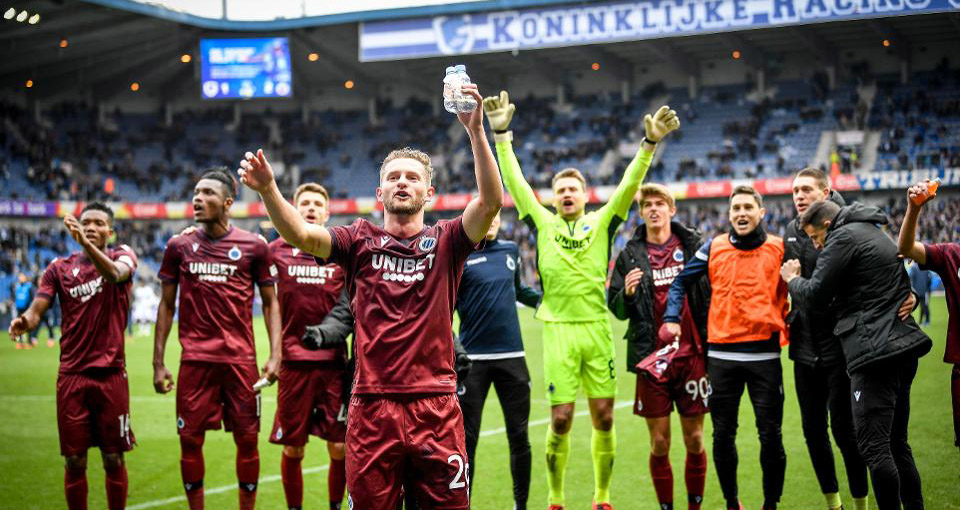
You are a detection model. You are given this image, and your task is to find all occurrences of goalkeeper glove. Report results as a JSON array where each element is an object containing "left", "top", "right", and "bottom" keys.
[
  {"left": 643, "top": 105, "right": 681, "bottom": 143},
  {"left": 482, "top": 90, "right": 516, "bottom": 133}
]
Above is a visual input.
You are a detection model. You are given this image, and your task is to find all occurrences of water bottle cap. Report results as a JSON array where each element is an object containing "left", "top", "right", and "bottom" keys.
[
  {"left": 445, "top": 66, "right": 455, "bottom": 74},
  {"left": 455, "top": 64, "right": 466, "bottom": 72}
]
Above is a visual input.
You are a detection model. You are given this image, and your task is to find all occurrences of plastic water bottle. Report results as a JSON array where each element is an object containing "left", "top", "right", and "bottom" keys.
[
  {"left": 443, "top": 66, "right": 459, "bottom": 114},
  {"left": 456, "top": 65, "right": 478, "bottom": 112}
]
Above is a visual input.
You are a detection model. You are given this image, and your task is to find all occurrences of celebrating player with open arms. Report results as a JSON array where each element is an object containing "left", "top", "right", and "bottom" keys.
[
  {"left": 268, "top": 183, "right": 349, "bottom": 510},
  {"left": 9, "top": 203, "right": 137, "bottom": 510},
  {"left": 153, "top": 168, "right": 282, "bottom": 510},
  {"left": 898, "top": 179, "right": 960, "bottom": 451},
  {"left": 238, "top": 82, "right": 501, "bottom": 509},
  {"left": 483, "top": 90, "right": 679, "bottom": 510}
]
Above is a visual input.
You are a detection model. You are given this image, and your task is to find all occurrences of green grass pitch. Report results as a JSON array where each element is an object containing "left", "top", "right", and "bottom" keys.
[{"left": 0, "top": 298, "right": 957, "bottom": 509}]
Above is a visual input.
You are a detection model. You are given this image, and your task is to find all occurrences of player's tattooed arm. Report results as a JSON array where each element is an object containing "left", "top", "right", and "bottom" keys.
[
  {"left": 460, "top": 84, "right": 504, "bottom": 244},
  {"left": 152, "top": 282, "right": 177, "bottom": 394},
  {"left": 238, "top": 149, "right": 334, "bottom": 259},
  {"left": 259, "top": 284, "right": 282, "bottom": 382},
  {"left": 7, "top": 295, "right": 51, "bottom": 338},
  {"left": 897, "top": 181, "right": 930, "bottom": 265},
  {"left": 63, "top": 214, "right": 132, "bottom": 283}
]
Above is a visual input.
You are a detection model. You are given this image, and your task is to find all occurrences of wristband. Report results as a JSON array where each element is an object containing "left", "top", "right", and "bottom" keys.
[
  {"left": 642, "top": 136, "right": 658, "bottom": 145},
  {"left": 493, "top": 131, "right": 513, "bottom": 143}
]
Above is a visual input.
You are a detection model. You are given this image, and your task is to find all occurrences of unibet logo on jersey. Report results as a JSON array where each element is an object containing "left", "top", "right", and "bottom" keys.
[
  {"left": 372, "top": 253, "right": 436, "bottom": 283},
  {"left": 287, "top": 264, "right": 336, "bottom": 284},
  {"left": 68, "top": 276, "right": 105, "bottom": 303},
  {"left": 652, "top": 264, "right": 684, "bottom": 287},
  {"left": 553, "top": 230, "right": 593, "bottom": 252},
  {"left": 189, "top": 262, "right": 239, "bottom": 282}
]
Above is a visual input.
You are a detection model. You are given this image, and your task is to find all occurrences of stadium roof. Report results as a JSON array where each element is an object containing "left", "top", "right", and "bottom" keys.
[{"left": 3, "top": 0, "right": 960, "bottom": 102}]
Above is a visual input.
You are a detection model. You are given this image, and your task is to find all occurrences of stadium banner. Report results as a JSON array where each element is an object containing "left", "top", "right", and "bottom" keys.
[
  {"left": 359, "top": 0, "right": 960, "bottom": 61},
  {"left": 0, "top": 200, "right": 56, "bottom": 217},
  {"left": 5, "top": 169, "right": 956, "bottom": 218}
]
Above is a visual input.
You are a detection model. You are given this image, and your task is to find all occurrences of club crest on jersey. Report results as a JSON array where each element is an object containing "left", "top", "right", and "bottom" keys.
[
  {"left": 72, "top": 267, "right": 80, "bottom": 277},
  {"left": 192, "top": 242, "right": 199, "bottom": 253},
  {"left": 419, "top": 236, "right": 437, "bottom": 252},
  {"left": 673, "top": 249, "right": 684, "bottom": 262},
  {"left": 228, "top": 245, "right": 242, "bottom": 261},
  {"left": 582, "top": 224, "right": 591, "bottom": 233},
  {"left": 177, "top": 416, "right": 185, "bottom": 429},
  {"left": 506, "top": 256, "right": 516, "bottom": 271}
]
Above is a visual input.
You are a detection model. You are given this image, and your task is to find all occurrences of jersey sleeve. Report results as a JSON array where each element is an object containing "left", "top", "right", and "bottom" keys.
[
  {"left": 447, "top": 216, "right": 482, "bottom": 267},
  {"left": 919, "top": 243, "right": 946, "bottom": 273},
  {"left": 597, "top": 148, "right": 655, "bottom": 225},
  {"left": 320, "top": 223, "right": 358, "bottom": 267},
  {"left": 37, "top": 261, "right": 59, "bottom": 300},
  {"left": 158, "top": 237, "right": 182, "bottom": 283},
  {"left": 253, "top": 237, "right": 278, "bottom": 287},
  {"left": 495, "top": 138, "right": 552, "bottom": 227},
  {"left": 114, "top": 244, "right": 139, "bottom": 276}
]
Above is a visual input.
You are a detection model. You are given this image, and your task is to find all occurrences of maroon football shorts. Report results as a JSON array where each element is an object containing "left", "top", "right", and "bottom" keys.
[
  {"left": 269, "top": 361, "right": 347, "bottom": 446},
  {"left": 346, "top": 393, "right": 470, "bottom": 510},
  {"left": 634, "top": 354, "right": 710, "bottom": 418},
  {"left": 57, "top": 368, "right": 135, "bottom": 457},
  {"left": 176, "top": 361, "right": 260, "bottom": 436}
]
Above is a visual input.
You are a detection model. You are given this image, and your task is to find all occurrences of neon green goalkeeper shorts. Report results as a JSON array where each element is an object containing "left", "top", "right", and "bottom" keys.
[{"left": 542, "top": 320, "right": 617, "bottom": 405}]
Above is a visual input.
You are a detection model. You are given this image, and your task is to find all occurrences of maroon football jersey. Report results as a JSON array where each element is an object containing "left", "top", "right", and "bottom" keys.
[
  {"left": 37, "top": 246, "right": 137, "bottom": 373},
  {"left": 269, "top": 238, "right": 346, "bottom": 362},
  {"left": 921, "top": 243, "right": 960, "bottom": 363},
  {"left": 323, "top": 217, "right": 478, "bottom": 395},
  {"left": 158, "top": 226, "right": 276, "bottom": 364},
  {"left": 648, "top": 234, "right": 701, "bottom": 357}
]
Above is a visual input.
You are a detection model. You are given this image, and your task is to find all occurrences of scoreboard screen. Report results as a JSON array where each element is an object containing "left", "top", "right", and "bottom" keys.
[{"left": 200, "top": 37, "right": 292, "bottom": 100}]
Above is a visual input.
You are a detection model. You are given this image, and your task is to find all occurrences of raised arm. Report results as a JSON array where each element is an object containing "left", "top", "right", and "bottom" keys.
[
  {"left": 238, "top": 149, "right": 333, "bottom": 259},
  {"left": 483, "top": 91, "right": 552, "bottom": 227},
  {"left": 897, "top": 181, "right": 933, "bottom": 264},
  {"left": 600, "top": 106, "right": 680, "bottom": 220},
  {"left": 63, "top": 215, "right": 132, "bottom": 283},
  {"left": 459, "top": 84, "right": 504, "bottom": 244}
]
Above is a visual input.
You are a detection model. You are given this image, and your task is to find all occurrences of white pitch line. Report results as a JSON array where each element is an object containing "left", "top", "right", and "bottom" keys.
[{"left": 127, "top": 400, "right": 633, "bottom": 509}]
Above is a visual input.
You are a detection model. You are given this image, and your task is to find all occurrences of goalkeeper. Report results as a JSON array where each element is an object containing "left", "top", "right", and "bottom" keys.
[{"left": 483, "top": 91, "right": 679, "bottom": 510}]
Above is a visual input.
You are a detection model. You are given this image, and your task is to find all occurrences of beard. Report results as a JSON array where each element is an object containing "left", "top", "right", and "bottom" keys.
[{"left": 384, "top": 193, "right": 426, "bottom": 215}]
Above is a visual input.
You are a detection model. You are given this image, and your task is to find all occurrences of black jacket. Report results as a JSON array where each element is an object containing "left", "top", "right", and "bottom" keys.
[
  {"left": 787, "top": 203, "right": 932, "bottom": 374},
  {"left": 783, "top": 190, "right": 847, "bottom": 367},
  {"left": 302, "top": 290, "right": 472, "bottom": 383},
  {"left": 608, "top": 222, "right": 711, "bottom": 373}
]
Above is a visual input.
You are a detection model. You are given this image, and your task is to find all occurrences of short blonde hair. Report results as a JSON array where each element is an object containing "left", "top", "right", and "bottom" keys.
[
  {"left": 552, "top": 167, "right": 586, "bottom": 190},
  {"left": 380, "top": 147, "right": 433, "bottom": 184},
  {"left": 293, "top": 183, "right": 329, "bottom": 204},
  {"left": 639, "top": 183, "right": 675, "bottom": 209}
]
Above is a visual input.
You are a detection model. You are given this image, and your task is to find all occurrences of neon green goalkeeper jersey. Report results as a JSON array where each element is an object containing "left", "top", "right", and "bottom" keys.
[{"left": 495, "top": 137, "right": 654, "bottom": 323}]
